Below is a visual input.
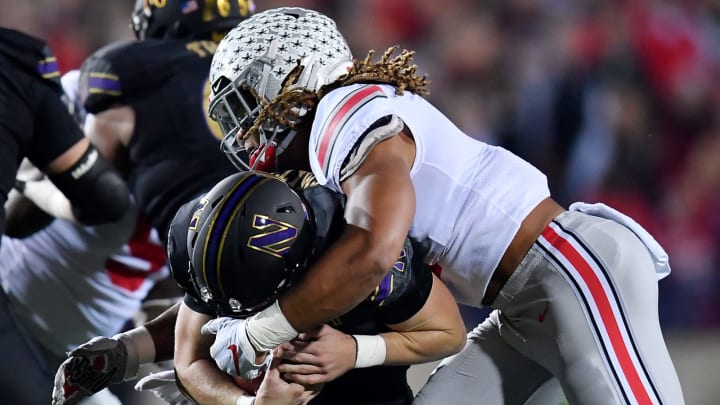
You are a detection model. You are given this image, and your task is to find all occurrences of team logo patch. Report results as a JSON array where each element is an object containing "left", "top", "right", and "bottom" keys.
[{"left": 246, "top": 214, "right": 299, "bottom": 258}]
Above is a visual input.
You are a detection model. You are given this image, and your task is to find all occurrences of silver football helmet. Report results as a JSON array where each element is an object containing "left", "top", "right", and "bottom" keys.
[{"left": 207, "top": 7, "right": 353, "bottom": 171}]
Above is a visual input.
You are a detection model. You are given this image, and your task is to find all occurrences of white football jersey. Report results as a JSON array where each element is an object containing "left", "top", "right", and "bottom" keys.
[
  {"left": 308, "top": 84, "right": 550, "bottom": 306},
  {"left": 0, "top": 204, "right": 168, "bottom": 356}
]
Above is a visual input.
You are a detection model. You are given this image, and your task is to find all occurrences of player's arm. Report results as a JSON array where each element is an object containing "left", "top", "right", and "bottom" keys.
[
  {"left": 6, "top": 160, "right": 52, "bottom": 237},
  {"left": 278, "top": 131, "right": 416, "bottom": 331},
  {"left": 83, "top": 105, "right": 134, "bottom": 167},
  {"left": 381, "top": 273, "right": 466, "bottom": 364},
  {"left": 275, "top": 273, "right": 466, "bottom": 386},
  {"left": 174, "top": 302, "right": 255, "bottom": 405},
  {"left": 52, "top": 303, "right": 179, "bottom": 405},
  {"left": 24, "top": 79, "right": 131, "bottom": 225},
  {"left": 22, "top": 134, "right": 130, "bottom": 225}
]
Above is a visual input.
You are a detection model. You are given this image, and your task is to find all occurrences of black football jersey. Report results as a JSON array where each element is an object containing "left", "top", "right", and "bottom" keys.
[
  {"left": 166, "top": 170, "right": 430, "bottom": 404},
  {"left": 0, "top": 28, "right": 84, "bottom": 238},
  {"left": 78, "top": 38, "right": 236, "bottom": 238}
]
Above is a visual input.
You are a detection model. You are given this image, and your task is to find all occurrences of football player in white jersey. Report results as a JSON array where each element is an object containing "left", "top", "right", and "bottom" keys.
[{"left": 203, "top": 7, "right": 684, "bottom": 405}]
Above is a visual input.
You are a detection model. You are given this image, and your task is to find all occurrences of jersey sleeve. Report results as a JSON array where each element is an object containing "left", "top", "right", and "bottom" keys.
[
  {"left": 27, "top": 83, "right": 85, "bottom": 168},
  {"left": 78, "top": 45, "right": 126, "bottom": 114},
  {"left": 308, "top": 84, "right": 404, "bottom": 192},
  {"left": 36, "top": 43, "right": 62, "bottom": 90},
  {"left": 371, "top": 238, "right": 434, "bottom": 325}
]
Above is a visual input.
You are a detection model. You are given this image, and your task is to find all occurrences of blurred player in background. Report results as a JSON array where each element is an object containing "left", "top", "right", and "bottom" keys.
[
  {"left": 1, "top": 160, "right": 166, "bottom": 405},
  {"left": 202, "top": 8, "right": 684, "bottom": 404},
  {"left": 0, "top": 27, "right": 132, "bottom": 404},
  {"left": 78, "top": 0, "right": 254, "bottom": 241},
  {"left": 0, "top": 27, "right": 131, "bottom": 247},
  {"left": 31, "top": 0, "right": 253, "bottom": 403}
]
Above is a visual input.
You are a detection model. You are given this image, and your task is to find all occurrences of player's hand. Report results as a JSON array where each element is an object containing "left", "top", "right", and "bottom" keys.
[
  {"left": 255, "top": 358, "right": 321, "bottom": 405},
  {"left": 201, "top": 317, "right": 270, "bottom": 378},
  {"left": 135, "top": 369, "right": 194, "bottom": 405},
  {"left": 275, "top": 324, "right": 356, "bottom": 386},
  {"left": 52, "top": 337, "right": 129, "bottom": 405}
]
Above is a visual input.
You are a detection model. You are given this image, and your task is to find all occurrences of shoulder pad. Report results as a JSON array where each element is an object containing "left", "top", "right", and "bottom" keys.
[{"left": 309, "top": 84, "right": 391, "bottom": 189}]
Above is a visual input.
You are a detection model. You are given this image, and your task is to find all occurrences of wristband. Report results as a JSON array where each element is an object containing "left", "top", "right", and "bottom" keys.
[
  {"left": 114, "top": 326, "right": 156, "bottom": 380},
  {"left": 352, "top": 335, "right": 386, "bottom": 368},
  {"left": 236, "top": 395, "right": 255, "bottom": 405},
  {"left": 246, "top": 301, "right": 298, "bottom": 352}
]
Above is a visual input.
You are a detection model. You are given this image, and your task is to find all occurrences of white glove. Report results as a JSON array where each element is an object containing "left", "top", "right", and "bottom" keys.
[
  {"left": 135, "top": 369, "right": 194, "bottom": 405},
  {"left": 201, "top": 317, "right": 270, "bottom": 378},
  {"left": 52, "top": 337, "right": 131, "bottom": 405}
]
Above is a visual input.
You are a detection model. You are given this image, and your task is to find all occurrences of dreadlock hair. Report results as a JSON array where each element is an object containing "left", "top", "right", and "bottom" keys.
[{"left": 244, "top": 46, "right": 429, "bottom": 139}]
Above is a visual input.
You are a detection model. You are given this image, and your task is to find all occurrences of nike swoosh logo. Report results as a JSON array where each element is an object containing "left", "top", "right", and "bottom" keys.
[
  {"left": 228, "top": 344, "right": 241, "bottom": 375},
  {"left": 538, "top": 301, "right": 550, "bottom": 323}
]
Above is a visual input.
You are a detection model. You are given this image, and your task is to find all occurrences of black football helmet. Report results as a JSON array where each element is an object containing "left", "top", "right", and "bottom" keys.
[
  {"left": 131, "top": 0, "right": 255, "bottom": 40},
  {"left": 187, "top": 171, "right": 316, "bottom": 318}
]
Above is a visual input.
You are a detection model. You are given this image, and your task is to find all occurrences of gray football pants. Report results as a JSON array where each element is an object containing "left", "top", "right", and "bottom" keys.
[{"left": 414, "top": 211, "right": 684, "bottom": 405}]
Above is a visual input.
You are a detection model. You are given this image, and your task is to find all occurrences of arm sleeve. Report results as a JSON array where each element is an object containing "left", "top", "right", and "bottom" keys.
[{"left": 46, "top": 143, "right": 131, "bottom": 225}]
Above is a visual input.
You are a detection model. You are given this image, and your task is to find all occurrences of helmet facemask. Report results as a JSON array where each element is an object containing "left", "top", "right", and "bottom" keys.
[
  {"left": 130, "top": 0, "right": 151, "bottom": 40},
  {"left": 209, "top": 54, "right": 300, "bottom": 172}
]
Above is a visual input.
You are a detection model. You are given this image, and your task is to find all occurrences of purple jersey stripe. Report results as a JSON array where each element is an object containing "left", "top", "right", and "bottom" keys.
[
  {"left": 37, "top": 59, "right": 59, "bottom": 77},
  {"left": 89, "top": 76, "right": 122, "bottom": 93}
]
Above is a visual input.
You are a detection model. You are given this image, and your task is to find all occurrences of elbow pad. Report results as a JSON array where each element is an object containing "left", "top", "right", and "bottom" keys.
[{"left": 48, "top": 144, "right": 131, "bottom": 225}]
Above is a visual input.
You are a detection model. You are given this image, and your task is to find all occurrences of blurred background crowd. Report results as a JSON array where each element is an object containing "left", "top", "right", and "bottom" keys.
[{"left": 1, "top": 0, "right": 719, "bottom": 378}]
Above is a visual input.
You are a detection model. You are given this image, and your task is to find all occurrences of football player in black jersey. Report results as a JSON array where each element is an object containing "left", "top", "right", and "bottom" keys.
[
  {"left": 77, "top": 0, "right": 255, "bottom": 241},
  {"left": 46, "top": 1, "right": 254, "bottom": 403},
  {"left": 0, "top": 28, "right": 131, "bottom": 245},
  {"left": 173, "top": 171, "right": 465, "bottom": 405},
  {"left": 55, "top": 170, "right": 465, "bottom": 405}
]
